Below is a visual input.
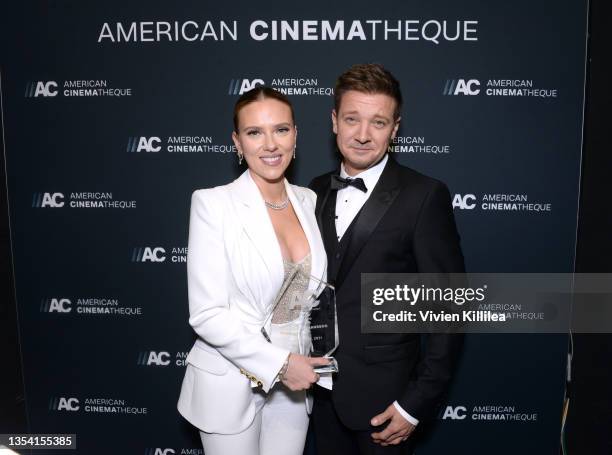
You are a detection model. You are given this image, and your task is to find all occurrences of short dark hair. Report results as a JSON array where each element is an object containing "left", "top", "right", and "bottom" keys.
[
  {"left": 233, "top": 86, "right": 295, "bottom": 132},
  {"left": 334, "top": 63, "right": 402, "bottom": 120}
]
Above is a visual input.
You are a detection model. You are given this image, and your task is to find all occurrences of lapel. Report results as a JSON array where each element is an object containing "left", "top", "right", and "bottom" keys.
[
  {"left": 314, "top": 171, "right": 337, "bottom": 255},
  {"left": 228, "top": 170, "right": 327, "bottom": 302},
  {"left": 285, "top": 181, "right": 327, "bottom": 291},
  {"left": 315, "top": 176, "right": 340, "bottom": 235},
  {"left": 228, "top": 170, "right": 284, "bottom": 295},
  {"left": 321, "top": 188, "right": 338, "bottom": 260},
  {"left": 335, "top": 157, "right": 403, "bottom": 289}
]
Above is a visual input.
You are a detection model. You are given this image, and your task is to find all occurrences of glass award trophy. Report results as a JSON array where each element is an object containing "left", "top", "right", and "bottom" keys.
[
  {"left": 306, "top": 273, "right": 339, "bottom": 374},
  {"left": 260, "top": 265, "right": 339, "bottom": 374}
]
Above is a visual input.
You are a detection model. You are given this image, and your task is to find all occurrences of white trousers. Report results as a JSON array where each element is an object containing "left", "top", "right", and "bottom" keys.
[{"left": 199, "top": 385, "right": 309, "bottom": 455}]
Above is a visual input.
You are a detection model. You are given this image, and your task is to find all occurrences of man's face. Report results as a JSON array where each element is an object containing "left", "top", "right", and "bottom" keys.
[{"left": 332, "top": 90, "right": 400, "bottom": 176}]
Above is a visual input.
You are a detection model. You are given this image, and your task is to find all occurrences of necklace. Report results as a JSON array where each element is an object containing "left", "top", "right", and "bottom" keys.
[{"left": 264, "top": 197, "right": 289, "bottom": 210}]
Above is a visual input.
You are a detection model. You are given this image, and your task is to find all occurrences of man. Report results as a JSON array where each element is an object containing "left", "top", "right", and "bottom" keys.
[{"left": 309, "top": 63, "right": 465, "bottom": 454}]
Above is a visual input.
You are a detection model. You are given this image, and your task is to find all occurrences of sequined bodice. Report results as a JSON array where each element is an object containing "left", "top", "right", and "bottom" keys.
[{"left": 271, "top": 253, "right": 312, "bottom": 324}]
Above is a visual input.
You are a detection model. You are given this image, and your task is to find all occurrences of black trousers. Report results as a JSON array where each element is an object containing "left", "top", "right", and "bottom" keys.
[{"left": 311, "top": 387, "right": 415, "bottom": 455}]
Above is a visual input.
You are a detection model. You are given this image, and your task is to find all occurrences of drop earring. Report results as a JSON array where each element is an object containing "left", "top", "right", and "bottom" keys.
[{"left": 237, "top": 152, "right": 243, "bottom": 165}]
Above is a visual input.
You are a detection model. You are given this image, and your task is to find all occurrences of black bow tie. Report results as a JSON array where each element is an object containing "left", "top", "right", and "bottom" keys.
[{"left": 330, "top": 175, "right": 368, "bottom": 193}]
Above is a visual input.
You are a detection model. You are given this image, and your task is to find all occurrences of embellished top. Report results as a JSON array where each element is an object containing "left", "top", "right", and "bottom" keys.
[{"left": 271, "top": 253, "right": 312, "bottom": 324}]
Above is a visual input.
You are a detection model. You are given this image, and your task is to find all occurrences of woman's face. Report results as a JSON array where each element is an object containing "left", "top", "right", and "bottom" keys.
[{"left": 232, "top": 98, "right": 296, "bottom": 186}]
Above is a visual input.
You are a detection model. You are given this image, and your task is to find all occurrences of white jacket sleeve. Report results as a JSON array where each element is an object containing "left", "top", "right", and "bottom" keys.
[{"left": 187, "top": 189, "right": 289, "bottom": 392}]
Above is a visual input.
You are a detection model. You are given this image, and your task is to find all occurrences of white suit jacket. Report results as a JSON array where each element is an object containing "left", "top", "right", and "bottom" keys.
[{"left": 177, "top": 169, "right": 327, "bottom": 434}]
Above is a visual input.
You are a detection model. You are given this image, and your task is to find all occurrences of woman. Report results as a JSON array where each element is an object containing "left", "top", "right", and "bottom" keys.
[{"left": 177, "top": 86, "right": 329, "bottom": 455}]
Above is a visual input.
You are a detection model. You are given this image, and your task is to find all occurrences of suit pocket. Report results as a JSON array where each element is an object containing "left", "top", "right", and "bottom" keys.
[
  {"left": 363, "top": 339, "right": 418, "bottom": 364},
  {"left": 187, "top": 345, "right": 229, "bottom": 375}
]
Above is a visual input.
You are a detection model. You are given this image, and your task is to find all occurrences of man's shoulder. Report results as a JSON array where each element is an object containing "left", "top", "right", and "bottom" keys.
[
  {"left": 391, "top": 160, "right": 448, "bottom": 193},
  {"left": 308, "top": 170, "right": 335, "bottom": 194}
]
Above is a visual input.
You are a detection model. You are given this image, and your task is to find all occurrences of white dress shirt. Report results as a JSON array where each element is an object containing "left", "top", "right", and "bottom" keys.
[
  {"left": 334, "top": 154, "right": 419, "bottom": 426},
  {"left": 335, "top": 154, "right": 387, "bottom": 240}
]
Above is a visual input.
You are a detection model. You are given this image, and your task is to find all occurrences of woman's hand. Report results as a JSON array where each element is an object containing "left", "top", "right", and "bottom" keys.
[{"left": 281, "top": 354, "right": 330, "bottom": 391}]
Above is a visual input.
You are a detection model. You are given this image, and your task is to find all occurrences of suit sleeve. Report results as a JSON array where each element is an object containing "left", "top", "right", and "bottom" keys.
[
  {"left": 187, "top": 189, "right": 289, "bottom": 392},
  {"left": 307, "top": 177, "right": 318, "bottom": 192},
  {"left": 398, "top": 181, "right": 465, "bottom": 421},
  {"left": 308, "top": 174, "right": 326, "bottom": 195}
]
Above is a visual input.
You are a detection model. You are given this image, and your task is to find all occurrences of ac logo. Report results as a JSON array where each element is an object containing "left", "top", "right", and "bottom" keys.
[
  {"left": 132, "top": 247, "right": 166, "bottom": 262},
  {"left": 32, "top": 192, "right": 65, "bottom": 208},
  {"left": 452, "top": 194, "right": 477, "bottom": 210},
  {"left": 49, "top": 397, "right": 80, "bottom": 411},
  {"left": 41, "top": 298, "right": 72, "bottom": 313},
  {"left": 138, "top": 351, "right": 171, "bottom": 366},
  {"left": 144, "top": 449, "right": 175, "bottom": 455},
  {"left": 25, "top": 81, "right": 58, "bottom": 97},
  {"left": 442, "top": 405, "right": 467, "bottom": 420},
  {"left": 228, "top": 78, "right": 265, "bottom": 95},
  {"left": 443, "top": 79, "right": 480, "bottom": 96},
  {"left": 127, "top": 136, "right": 161, "bottom": 153}
]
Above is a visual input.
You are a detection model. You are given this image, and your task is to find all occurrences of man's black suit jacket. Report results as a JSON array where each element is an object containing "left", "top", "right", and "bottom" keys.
[{"left": 309, "top": 156, "right": 465, "bottom": 430}]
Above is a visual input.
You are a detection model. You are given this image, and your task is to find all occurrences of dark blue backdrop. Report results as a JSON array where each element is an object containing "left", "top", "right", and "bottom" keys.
[{"left": 1, "top": 1, "right": 588, "bottom": 453}]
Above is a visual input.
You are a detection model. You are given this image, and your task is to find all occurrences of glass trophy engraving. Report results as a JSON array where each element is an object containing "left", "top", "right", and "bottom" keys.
[{"left": 261, "top": 265, "right": 339, "bottom": 374}]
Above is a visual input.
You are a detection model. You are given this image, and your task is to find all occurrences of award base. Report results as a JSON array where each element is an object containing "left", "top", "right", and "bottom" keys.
[{"left": 313, "top": 356, "right": 338, "bottom": 374}]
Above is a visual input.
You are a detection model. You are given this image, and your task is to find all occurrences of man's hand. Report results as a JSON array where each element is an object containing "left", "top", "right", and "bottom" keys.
[{"left": 370, "top": 404, "right": 415, "bottom": 446}]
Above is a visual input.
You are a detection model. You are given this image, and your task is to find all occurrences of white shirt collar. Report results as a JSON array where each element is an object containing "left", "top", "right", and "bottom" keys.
[{"left": 340, "top": 154, "right": 388, "bottom": 193}]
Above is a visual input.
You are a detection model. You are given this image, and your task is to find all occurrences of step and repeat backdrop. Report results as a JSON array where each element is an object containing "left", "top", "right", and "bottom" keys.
[{"left": 2, "top": 1, "right": 587, "bottom": 454}]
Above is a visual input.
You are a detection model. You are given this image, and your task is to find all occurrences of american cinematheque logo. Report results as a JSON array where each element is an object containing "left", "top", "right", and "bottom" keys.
[
  {"left": 443, "top": 78, "right": 558, "bottom": 98},
  {"left": 25, "top": 80, "right": 132, "bottom": 97},
  {"left": 137, "top": 350, "right": 189, "bottom": 367},
  {"left": 441, "top": 404, "right": 537, "bottom": 422},
  {"left": 48, "top": 396, "right": 147, "bottom": 414},
  {"left": 391, "top": 136, "right": 451, "bottom": 155},
  {"left": 97, "top": 19, "right": 478, "bottom": 44},
  {"left": 227, "top": 77, "right": 334, "bottom": 96},
  {"left": 126, "top": 135, "right": 236, "bottom": 154},
  {"left": 452, "top": 193, "right": 552, "bottom": 212},
  {"left": 131, "top": 246, "right": 187, "bottom": 263},
  {"left": 39, "top": 297, "right": 142, "bottom": 317},
  {"left": 144, "top": 448, "right": 203, "bottom": 455},
  {"left": 31, "top": 192, "right": 137, "bottom": 209}
]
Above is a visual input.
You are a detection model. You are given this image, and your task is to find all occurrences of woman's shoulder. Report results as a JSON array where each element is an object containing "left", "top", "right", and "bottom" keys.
[{"left": 190, "top": 182, "right": 233, "bottom": 209}]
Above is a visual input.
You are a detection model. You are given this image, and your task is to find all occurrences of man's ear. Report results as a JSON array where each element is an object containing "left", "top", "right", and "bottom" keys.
[
  {"left": 391, "top": 116, "right": 401, "bottom": 139},
  {"left": 332, "top": 109, "right": 338, "bottom": 134}
]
